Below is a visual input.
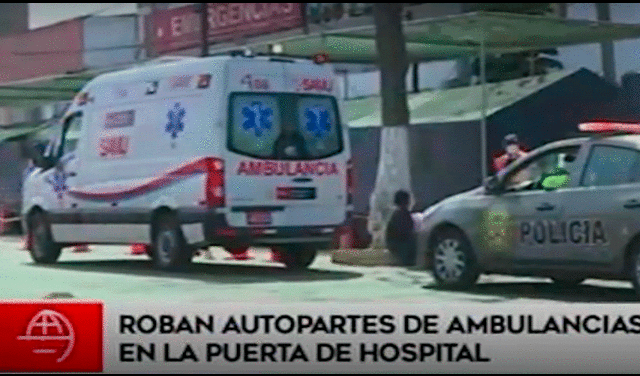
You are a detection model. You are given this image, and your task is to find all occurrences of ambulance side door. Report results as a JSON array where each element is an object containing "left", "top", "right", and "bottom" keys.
[
  {"left": 47, "top": 112, "right": 85, "bottom": 242},
  {"left": 559, "top": 142, "right": 640, "bottom": 266}
]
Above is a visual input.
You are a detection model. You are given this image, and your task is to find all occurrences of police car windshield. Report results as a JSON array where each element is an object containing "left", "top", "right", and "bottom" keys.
[{"left": 228, "top": 93, "right": 343, "bottom": 160}]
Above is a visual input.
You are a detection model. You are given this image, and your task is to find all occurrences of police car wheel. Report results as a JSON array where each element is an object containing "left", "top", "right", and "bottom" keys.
[
  {"left": 279, "top": 245, "right": 317, "bottom": 271},
  {"left": 630, "top": 246, "right": 640, "bottom": 298},
  {"left": 430, "top": 228, "right": 479, "bottom": 289},
  {"left": 152, "top": 214, "right": 191, "bottom": 271},
  {"left": 28, "top": 211, "right": 62, "bottom": 264}
]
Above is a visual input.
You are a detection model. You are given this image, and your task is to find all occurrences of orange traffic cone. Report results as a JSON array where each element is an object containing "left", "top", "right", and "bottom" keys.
[
  {"left": 72, "top": 244, "right": 91, "bottom": 253},
  {"left": 0, "top": 207, "right": 8, "bottom": 235},
  {"left": 201, "top": 248, "right": 214, "bottom": 260},
  {"left": 225, "top": 247, "right": 252, "bottom": 261},
  {"left": 130, "top": 244, "right": 149, "bottom": 255},
  {"left": 267, "top": 247, "right": 283, "bottom": 263},
  {"left": 21, "top": 234, "right": 32, "bottom": 250}
]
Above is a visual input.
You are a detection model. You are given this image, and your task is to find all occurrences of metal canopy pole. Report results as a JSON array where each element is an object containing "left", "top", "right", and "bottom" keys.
[{"left": 479, "top": 32, "right": 488, "bottom": 182}]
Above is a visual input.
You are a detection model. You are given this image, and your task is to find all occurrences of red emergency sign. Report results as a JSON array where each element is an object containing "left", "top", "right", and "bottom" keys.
[
  {"left": 98, "top": 136, "right": 129, "bottom": 158},
  {"left": 298, "top": 78, "right": 333, "bottom": 92}
]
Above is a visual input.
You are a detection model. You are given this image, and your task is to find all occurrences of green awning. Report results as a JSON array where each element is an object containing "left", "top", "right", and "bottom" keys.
[
  {"left": 343, "top": 69, "right": 576, "bottom": 127},
  {"left": 0, "top": 66, "right": 122, "bottom": 108},
  {"left": 4, "top": 11, "right": 640, "bottom": 109},
  {"left": 0, "top": 122, "right": 52, "bottom": 143},
  {"left": 0, "top": 72, "right": 95, "bottom": 108},
  {"left": 220, "top": 11, "right": 640, "bottom": 63}
]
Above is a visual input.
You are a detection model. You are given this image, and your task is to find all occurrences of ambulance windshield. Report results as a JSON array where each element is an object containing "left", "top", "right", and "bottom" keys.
[{"left": 228, "top": 93, "right": 343, "bottom": 160}]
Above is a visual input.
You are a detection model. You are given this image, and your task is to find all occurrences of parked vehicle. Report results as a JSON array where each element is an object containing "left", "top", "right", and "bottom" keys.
[
  {"left": 22, "top": 55, "right": 353, "bottom": 271},
  {"left": 417, "top": 121, "right": 640, "bottom": 297}
]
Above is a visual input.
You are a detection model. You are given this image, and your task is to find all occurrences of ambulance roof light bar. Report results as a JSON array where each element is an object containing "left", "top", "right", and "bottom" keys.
[{"left": 578, "top": 121, "right": 640, "bottom": 135}]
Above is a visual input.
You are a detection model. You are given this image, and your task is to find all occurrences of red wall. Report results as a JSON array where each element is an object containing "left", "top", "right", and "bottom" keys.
[
  {"left": 151, "top": 3, "right": 304, "bottom": 54},
  {"left": 0, "top": 19, "right": 84, "bottom": 83}
]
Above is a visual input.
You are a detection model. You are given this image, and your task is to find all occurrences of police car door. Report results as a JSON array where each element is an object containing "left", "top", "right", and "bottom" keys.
[
  {"left": 499, "top": 146, "right": 580, "bottom": 265},
  {"left": 560, "top": 141, "right": 640, "bottom": 266},
  {"left": 45, "top": 112, "right": 84, "bottom": 242}
]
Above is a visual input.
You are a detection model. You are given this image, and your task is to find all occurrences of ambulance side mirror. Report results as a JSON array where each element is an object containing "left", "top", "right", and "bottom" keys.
[{"left": 27, "top": 142, "right": 55, "bottom": 170}]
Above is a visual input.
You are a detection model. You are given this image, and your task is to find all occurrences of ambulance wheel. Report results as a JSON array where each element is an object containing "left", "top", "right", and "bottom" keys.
[
  {"left": 551, "top": 277, "right": 585, "bottom": 288},
  {"left": 430, "top": 227, "right": 479, "bottom": 289},
  {"left": 152, "top": 214, "right": 191, "bottom": 271},
  {"left": 279, "top": 245, "right": 318, "bottom": 271},
  {"left": 28, "top": 211, "right": 62, "bottom": 264}
]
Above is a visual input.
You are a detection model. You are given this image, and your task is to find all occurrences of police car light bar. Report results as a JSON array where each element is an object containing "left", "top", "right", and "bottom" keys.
[{"left": 578, "top": 122, "right": 640, "bottom": 134}]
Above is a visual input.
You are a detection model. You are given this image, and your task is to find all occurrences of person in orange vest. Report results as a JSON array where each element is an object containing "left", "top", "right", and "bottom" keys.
[{"left": 493, "top": 134, "right": 528, "bottom": 173}]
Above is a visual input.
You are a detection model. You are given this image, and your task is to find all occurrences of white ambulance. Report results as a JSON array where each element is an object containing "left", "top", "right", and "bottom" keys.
[{"left": 22, "top": 55, "right": 353, "bottom": 271}]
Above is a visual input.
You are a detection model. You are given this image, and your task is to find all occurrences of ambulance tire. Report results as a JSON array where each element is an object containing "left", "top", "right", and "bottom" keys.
[
  {"left": 280, "top": 245, "right": 318, "bottom": 271},
  {"left": 152, "top": 214, "right": 192, "bottom": 271},
  {"left": 630, "top": 244, "right": 640, "bottom": 299},
  {"left": 430, "top": 227, "right": 479, "bottom": 290},
  {"left": 28, "top": 211, "right": 62, "bottom": 264}
]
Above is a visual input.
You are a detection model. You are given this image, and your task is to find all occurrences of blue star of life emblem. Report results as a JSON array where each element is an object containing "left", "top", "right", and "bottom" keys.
[
  {"left": 304, "top": 106, "right": 331, "bottom": 138},
  {"left": 46, "top": 170, "right": 68, "bottom": 200},
  {"left": 166, "top": 102, "right": 186, "bottom": 139},
  {"left": 241, "top": 101, "right": 273, "bottom": 137}
]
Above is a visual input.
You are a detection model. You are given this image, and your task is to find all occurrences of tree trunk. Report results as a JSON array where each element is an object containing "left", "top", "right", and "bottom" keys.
[
  {"left": 596, "top": 3, "right": 615, "bottom": 85},
  {"left": 368, "top": 4, "right": 412, "bottom": 250}
]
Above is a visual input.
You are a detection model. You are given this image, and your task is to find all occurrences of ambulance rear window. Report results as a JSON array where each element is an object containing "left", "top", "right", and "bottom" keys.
[
  {"left": 228, "top": 93, "right": 343, "bottom": 160},
  {"left": 229, "top": 94, "right": 282, "bottom": 159}
]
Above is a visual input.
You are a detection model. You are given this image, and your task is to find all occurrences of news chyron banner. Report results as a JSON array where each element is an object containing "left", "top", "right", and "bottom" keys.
[{"left": 3, "top": 301, "right": 640, "bottom": 373}]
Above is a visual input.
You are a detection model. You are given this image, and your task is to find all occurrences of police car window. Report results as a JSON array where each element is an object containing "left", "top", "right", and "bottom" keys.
[
  {"left": 504, "top": 146, "right": 579, "bottom": 191},
  {"left": 581, "top": 145, "right": 640, "bottom": 187},
  {"left": 59, "top": 113, "right": 82, "bottom": 158}
]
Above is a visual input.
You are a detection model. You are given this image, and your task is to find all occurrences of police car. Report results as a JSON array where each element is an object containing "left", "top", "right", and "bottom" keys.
[{"left": 417, "top": 122, "right": 640, "bottom": 296}]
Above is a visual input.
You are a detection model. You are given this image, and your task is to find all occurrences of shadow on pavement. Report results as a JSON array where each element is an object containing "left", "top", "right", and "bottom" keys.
[
  {"left": 425, "top": 281, "right": 639, "bottom": 303},
  {"left": 26, "top": 259, "right": 363, "bottom": 284}
]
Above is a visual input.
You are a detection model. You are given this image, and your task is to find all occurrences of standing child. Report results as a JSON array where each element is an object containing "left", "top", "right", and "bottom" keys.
[{"left": 385, "top": 190, "right": 417, "bottom": 267}]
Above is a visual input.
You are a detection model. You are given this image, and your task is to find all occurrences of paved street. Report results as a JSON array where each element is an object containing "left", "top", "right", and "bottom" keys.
[{"left": 0, "top": 235, "right": 638, "bottom": 304}]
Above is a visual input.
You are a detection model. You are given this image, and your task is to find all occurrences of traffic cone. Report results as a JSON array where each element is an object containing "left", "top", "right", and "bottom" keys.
[
  {"left": 72, "top": 244, "right": 91, "bottom": 253},
  {"left": 267, "top": 247, "right": 283, "bottom": 263},
  {"left": 0, "top": 207, "right": 8, "bottom": 235},
  {"left": 225, "top": 247, "right": 253, "bottom": 261},
  {"left": 21, "top": 234, "right": 32, "bottom": 251},
  {"left": 130, "top": 244, "right": 148, "bottom": 255},
  {"left": 201, "top": 248, "right": 214, "bottom": 260}
]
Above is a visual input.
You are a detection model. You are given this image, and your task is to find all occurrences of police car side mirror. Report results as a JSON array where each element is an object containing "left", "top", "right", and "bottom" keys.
[{"left": 484, "top": 176, "right": 501, "bottom": 194}]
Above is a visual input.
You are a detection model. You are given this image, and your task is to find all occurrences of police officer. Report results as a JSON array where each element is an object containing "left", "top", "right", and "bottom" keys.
[{"left": 493, "top": 134, "right": 528, "bottom": 173}]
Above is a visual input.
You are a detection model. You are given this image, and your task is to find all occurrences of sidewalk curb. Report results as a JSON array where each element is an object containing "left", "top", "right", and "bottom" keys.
[{"left": 331, "top": 248, "right": 393, "bottom": 266}]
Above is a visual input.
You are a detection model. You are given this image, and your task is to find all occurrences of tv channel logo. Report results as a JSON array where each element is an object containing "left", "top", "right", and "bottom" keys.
[{"left": 0, "top": 301, "right": 103, "bottom": 372}]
